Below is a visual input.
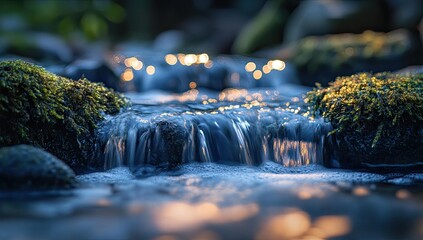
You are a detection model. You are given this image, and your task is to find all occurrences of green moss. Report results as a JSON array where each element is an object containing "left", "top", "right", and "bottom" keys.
[
  {"left": 0, "top": 60, "right": 129, "bottom": 168},
  {"left": 291, "top": 30, "right": 410, "bottom": 73},
  {"left": 306, "top": 72, "right": 423, "bottom": 147}
]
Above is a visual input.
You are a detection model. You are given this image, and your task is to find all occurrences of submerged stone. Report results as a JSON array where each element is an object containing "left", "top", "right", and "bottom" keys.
[
  {"left": 307, "top": 72, "right": 423, "bottom": 169},
  {"left": 0, "top": 145, "right": 75, "bottom": 190},
  {"left": 0, "top": 60, "right": 129, "bottom": 170}
]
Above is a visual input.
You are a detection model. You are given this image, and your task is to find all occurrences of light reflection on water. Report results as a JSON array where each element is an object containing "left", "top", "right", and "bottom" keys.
[
  {"left": 154, "top": 202, "right": 259, "bottom": 232},
  {"left": 1, "top": 162, "right": 423, "bottom": 239},
  {"left": 95, "top": 87, "right": 331, "bottom": 171}
]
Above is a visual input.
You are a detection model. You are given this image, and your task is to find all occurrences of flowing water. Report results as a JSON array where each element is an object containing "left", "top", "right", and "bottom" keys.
[
  {"left": 94, "top": 52, "right": 333, "bottom": 172},
  {"left": 94, "top": 90, "right": 332, "bottom": 172},
  {"left": 2, "top": 51, "right": 423, "bottom": 240}
]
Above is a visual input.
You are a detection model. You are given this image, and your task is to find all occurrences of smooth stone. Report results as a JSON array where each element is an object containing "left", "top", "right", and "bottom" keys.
[
  {"left": 63, "top": 59, "right": 121, "bottom": 90},
  {"left": 0, "top": 145, "right": 76, "bottom": 190}
]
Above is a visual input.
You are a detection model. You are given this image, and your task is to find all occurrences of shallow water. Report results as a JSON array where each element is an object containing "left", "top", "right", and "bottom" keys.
[
  {"left": 2, "top": 52, "right": 423, "bottom": 239},
  {"left": 1, "top": 162, "right": 423, "bottom": 240}
]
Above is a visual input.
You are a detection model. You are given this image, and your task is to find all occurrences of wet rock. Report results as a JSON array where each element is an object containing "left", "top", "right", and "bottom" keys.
[
  {"left": 152, "top": 120, "right": 188, "bottom": 168},
  {"left": 63, "top": 59, "right": 121, "bottom": 90},
  {"left": 324, "top": 126, "right": 423, "bottom": 170},
  {"left": 140, "top": 66, "right": 192, "bottom": 93},
  {"left": 0, "top": 145, "right": 75, "bottom": 190}
]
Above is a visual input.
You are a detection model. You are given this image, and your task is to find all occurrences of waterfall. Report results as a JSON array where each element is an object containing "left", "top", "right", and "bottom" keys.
[{"left": 93, "top": 100, "right": 332, "bottom": 171}]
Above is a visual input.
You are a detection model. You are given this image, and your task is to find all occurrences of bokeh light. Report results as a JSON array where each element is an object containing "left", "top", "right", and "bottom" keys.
[{"left": 146, "top": 65, "right": 156, "bottom": 75}]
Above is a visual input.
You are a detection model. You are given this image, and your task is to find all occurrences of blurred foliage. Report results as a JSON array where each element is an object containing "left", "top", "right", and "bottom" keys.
[
  {"left": 0, "top": 0, "right": 125, "bottom": 41},
  {"left": 306, "top": 72, "right": 423, "bottom": 147},
  {"left": 290, "top": 30, "right": 411, "bottom": 73},
  {"left": 0, "top": 60, "right": 129, "bottom": 168},
  {"left": 232, "top": 0, "right": 298, "bottom": 54}
]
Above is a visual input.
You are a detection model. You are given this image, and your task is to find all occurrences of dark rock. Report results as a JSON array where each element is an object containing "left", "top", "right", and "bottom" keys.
[
  {"left": 386, "top": 0, "right": 423, "bottom": 30},
  {"left": 151, "top": 120, "right": 188, "bottom": 168},
  {"left": 283, "top": 0, "right": 388, "bottom": 43},
  {"left": 283, "top": 30, "right": 421, "bottom": 86},
  {"left": 324, "top": 126, "right": 423, "bottom": 170},
  {"left": 0, "top": 145, "right": 76, "bottom": 190},
  {"left": 63, "top": 59, "right": 121, "bottom": 90}
]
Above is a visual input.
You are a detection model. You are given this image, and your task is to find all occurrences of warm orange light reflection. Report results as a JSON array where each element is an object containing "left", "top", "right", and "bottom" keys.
[
  {"left": 198, "top": 53, "right": 209, "bottom": 63},
  {"left": 176, "top": 89, "right": 199, "bottom": 102},
  {"left": 165, "top": 54, "right": 178, "bottom": 65},
  {"left": 153, "top": 235, "right": 178, "bottom": 240},
  {"left": 121, "top": 68, "right": 134, "bottom": 81},
  {"left": 154, "top": 202, "right": 258, "bottom": 232},
  {"left": 297, "top": 186, "right": 327, "bottom": 200},
  {"left": 253, "top": 70, "right": 262, "bottom": 80},
  {"left": 257, "top": 209, "right": 311, "bottom": 240},
  {"left": 132, "top": 60, "right": 143, "bottom": 70},
  {"left": 146, "top": 65, "right": 156, "bottom": 75},
  {"left": 124, "top": 57, "right": 137, "bottom": 67},
  {"left": 291, "top": 97, "right": 300, "bottom": 102},
  {"left": 298, "top": 190, "right": 313, "bottom": 200},
  {"left": 177, "top": 54, "right": 186, "bottom": 65},
  {"left": 189, "top": 81, "right": 197, "bottom": 89},
  {"left": 96, "top": 199, "right": 112, "bottom": 207},
  {"left": 124, "top": 56, "right": 143, "bottom": 71},
  {"left": 262, "top": 64, "right": 271, "bottom": 74},
  {"left": 245, "top": 62, "right": 256, "bottom": 72},
  {"left": 204, "top": 60, "right": 213, "bottom": 68},
  {"left": 396, "top": 189, "right": 410, "bottom": 199},
  {"left": 184, "top": 54, "right": 197, "bottom": 66},
  {"left": 314, "top": 215, "right": 351, "bottom": 238},
  {"left": 271, "top": 60, "right": 286, "bottom": 71},
  {"left": 353, "top": 186, "right": 369, "bottom": 196},
  {"left": 192, "top": 231, "right": 219, "bottom": 240}
]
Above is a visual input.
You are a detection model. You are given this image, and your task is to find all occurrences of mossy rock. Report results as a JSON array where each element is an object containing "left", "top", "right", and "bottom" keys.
[
  {"left": 284, "top": 30, "right": 420, "bottom": 86},
  {"left": 307, "top": 72, "right": 423, "bottom": 168},
  {"left": 0, "top": 60, "right": 129, "bottom": 170},
  {"left": 0, "top": 145, "right": 76, "bottom": 190}
]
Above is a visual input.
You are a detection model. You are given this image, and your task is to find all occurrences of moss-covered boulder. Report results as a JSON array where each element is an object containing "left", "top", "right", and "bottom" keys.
[
  {"left": 0, "top": 60, "right": 129, "bottom": 170},
  {"left": 306, "top": 72, "right": 423, "bottom": 169},
  {"left": 0, "top": 145, "right": 75, "bottom": 190},
  {"left": 283, "top": 30, "right": 421, "bottom": 86}
]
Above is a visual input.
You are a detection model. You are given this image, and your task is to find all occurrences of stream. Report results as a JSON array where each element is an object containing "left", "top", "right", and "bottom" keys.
[{"left": 1, "top": 51, "right": 423, "bottom": 240}]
